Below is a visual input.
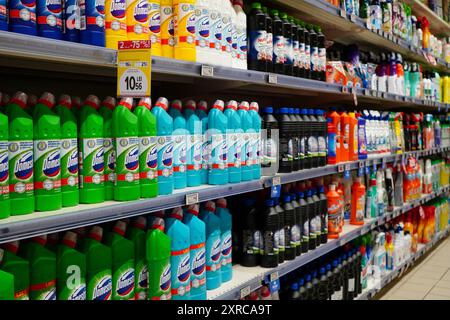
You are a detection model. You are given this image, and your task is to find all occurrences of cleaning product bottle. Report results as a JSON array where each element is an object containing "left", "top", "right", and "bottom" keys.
[
  {"left": 196, "top": 101, "right": 209, "bottom": 184},
  {"left": 357, "top": 112, "right": 368, "bottom": 160},
  {"left": 328, "top": 108, "right": 341, "bottom": 163},
  {"left": 348, "top": 112, "right": 358, "bottom": 161},
  {"left": 79, "top": 95, "right": 105, "bottom": 204},
  {"left": 194, "top": 0, "right": 210, "bottom": 64},
  {"left": 233, "top": 0, "right": 247, "bottom": 70},
  {"left": 173, "top": 0, "right": 196, "bottom": 61},
  {"left": 224, "top": 100, "right": 242, "bottom": 183},
  {"left": 126, "top": 0, "right": 150, "bottom": 41},
  {"left": 152, "top": 97, "right": 174, "bottom": 195},
  {"left": 216, "top": 198, "right": 232, "bottom": 282},
  {"left": 62, "top": 0, "right": 80, "bottom": 42},
  {"left": 104, "top": 221, "right": 135, "bottom": 300},
  {"left": 80, "top": 0, "right": 105, "bottom": 46},
  {"left": 208, "top": 100, "right": 228, "bottom": 185},
  {"left": 220, "top": 0, "right": 232, "bottom": 67},
  {"left": 127, "top": 217, "right": 148, "bottom": 300},
  {"left": 160, "top": 0, "right": 174, "bottom": 57},
  {"left": 340, "top": 111, "right": 350, "bottom": 162},
  {"left": 0, "top": 242, "right": 30, "bottom": 300},
  {"left": 169, "top": 100, "right": 187, "bottom": 189},
  {"left": 0, "top": 108, "right": 9, "bottom": 219},
  {"left": 36, "top": 0, "right": 63, "bottom": 39},
  {"left": 350, "top": 177, "right": 366, "bottom": 225},
  {"left": 248, "top": 2, "right": 266, "bottom": 71},
  {"left": 0, "top": 268, "right": 14, "bottom": 300},
  {"left": 134, "top": 97, "right": 158, "bottom": 198},
  {"left": 373, "top": 232, "right": 386, "bottom": 274},
  {"left": 238, "top": 101, "right": 253, "bottom": 181},
  {"left": 105, "top": 0, "right": 127, "bottom": 49},
  {"left": 182, "top": 101, "right": 202, "bottom": 187},
  {"left": 56, "top": 231, "right": 87, "bottom": 300},
  {"left": 8, "top": 0, "right": 37, "bottom": 35},
  {"left": 260, "top": 198, "right": 279, "bottom": 268},
  {"left": 249, "top": 102, "right": 262, "bottom": 179}
]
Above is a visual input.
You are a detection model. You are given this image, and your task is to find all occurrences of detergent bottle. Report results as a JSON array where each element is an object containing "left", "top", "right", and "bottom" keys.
[
  {"left": 0, "top": 268, "right": 14, "bottom": 300},
  {"left": 0, "top": 241, "right": 30, "bottom": 300},
  {"left": 169, "top": 100, "right": 187, "bottom": 190},
  {"left": 105, "top": 0, "right": 127, "bottom": 48},
  {"left": 160, "top": 0, "right": 174, "bottom": 58},
  {"left": 8, "top": 0, "right": 37, "bottom": 35},
  {"left": 6, "top": 92, "right": 34, "bottom": 215},
  {"left": 238, "top": 101, "right": 253, "bottom": 181},
  {"left": 194, "top": 0, "right": 210, "bottom": 64},
  {"left": 233, "top": 0, "right": 247, "bottom": 70},
  {"left": 249, "top": 102, "right": 262, "bottom": 179},
  {"left": 56, "top": 231, "right": 87, "bottom": 300},
  {"left": 348, "top": 112, "right": 358, "bottom": 162},
  {"left": 209, "top": 0, "right": 223, "bottom": 64},
  {"left": 147, "top": 217, "right": 172, "bottom": 300},
  {"left": 165, "top": 207, "right": 191, "bottom": 300},
  {"left": 215, "top": 198, "right": 232, "bottom": 282},
  {"left": 112, "top": 98, "right": 140, "bottom": 201},
  {"left": 196, "top": 101, "right": 209, "bottom": 184},
  {"left": 147, "top": 0, "right": 162, "bottom": 55},
  {"left": 327, "top": 184, "right": 341, "bottom": 239},
  {"left": 134, "top": 97, "right": 158, "bottom": 198},
  {"left": 126, "top": 0, "right": 150, "bottom": 40},
  {"left": 220, "top": 0, "right": 233, "bottom": 67},
  {"left": 127, "top": 216, "right": 148, "bottom": 300},
  {"left": 340, "top": 110, "right": 350, "bottom": 162},
  {"left": 173, "top": 0, "right": 196, "bottom": 61},
  {"left": 152, "top": 97, "right": 174, "bottom": 195},
  {"left": 183, "top": 204, "right": 207, "bottom": 300},
  {"left": 81, "top": 226, "right": 112, "bottom": 300},
  {"left": 80, "top": 0, "right": 106, "bottom": 46},
  {"left": 208, "top": 100, "right": 228, "bottom": 185},
  {"left": 0, "top": 109, "right": 9, "bottom": 219},
  {"left": 183, "top": 100, "right": 202, "bottom": 187},
  {"left": 224, "top": 100, "right": 242, "bottom": 183},
  {"left": 328, "top": 108, "right": 341, "bottom": 163},
  {"left": 36, "top": 0, "right": 63, "bottom": 39},
  {"left": 62, "top": 0, "right": 81, "bottom": 42},
  {"left": 350, "top": 177, "right": 366, "bottom": 225},
  {"left": 104, "top": 221, "right": 135, "bottom": 300}
]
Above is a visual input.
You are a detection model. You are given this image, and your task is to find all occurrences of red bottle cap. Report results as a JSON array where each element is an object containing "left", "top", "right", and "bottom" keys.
[
  {"left": 38, "top": 92, "right": 55, "bottom": 108},
  {"left": 171, "top": 99, "right": 183, "bottom": 111},
  {"left": 10, "top": 91, "right": 28, "bottom": 109},
  {"left": 89, "top": 226, "right": 103, "bottom": 242},
  {"left": 186, "top": 204, "right": 200, "bottom": 216},
  {"left": 84, "top": 95, "right": 100, "bottom": 109},
  {"left": 238, "top": 101, "right": 249, "bottom": 111},
  {"left": 119, "top": 97, "right": 133, "bottom": 110},
  {"left": 212, "top": 100, "right": 225, "bottom": 111},
  {"left": 62, "top": 231, "right": 78, "bottom": 249},
  {"left": 225, "top": 100, "right": 238, "bottom": 111},
  {"left": 132, "top": 216, "right": 147, "bottom": 230},
  {"left": 185, "top": 100, "right": 196, "bottom": 111},
  {"left": 138, "top": 97, "right": 151, "bottom": 110},
  {"left": 169, "top": 207, "right": 184, "bottom": 220},
  {"left": 3, "top": 241, "right": 19, "bottom": 254},
  {"left": 31, "top": 235, "right": 47, "bottom": 246},
  {"left": 204, "top": 201, "right": 216, "bottom": 213},
  {"left": 58, "top": 94, "right": 72, "bottom": 109},
  {"left": 155, "top": 97, "right": 169, "bottom": 111},
  {"left": 151, "top": 217, "right": 165, "bottom": 231},
  {"left": 198, "top": 100, "right": 208, "bottom": 111},
  {"left": 216, "top": 198, "right": 227, "bottom": 209},
  {"left": 112, "top": 221, "right": 127, "bottom": 236},
  {"left": 101, "top": 96, "right": 116, "bottom": 110},
  {"left": 249, "top": 102, "right": 259, "bottom": 111}
]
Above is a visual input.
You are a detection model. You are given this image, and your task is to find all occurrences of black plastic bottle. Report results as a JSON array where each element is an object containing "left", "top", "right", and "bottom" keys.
[
  {"left": 290, "top": 192, "right": 302, "bottom": 257},
  {"left": 318, "top": 267, "right": 329, "bottom": 300},
  {"left": 271, "top": 9, "right": 285, "bottom": 75},
  {"left": 298, "top": 278, "right": 307, "bottom": 300},
  {"left": 341, "top": 253, "right": 349, "bottom": 300},
  {"left": 275, "top": 107, "right": 293, "bottom": 173},
  {"left": 283, "top": 194, "right": 296, "bottom": 260},
  {"left": 248, "top": 2, "right": 267, "bottom": 72},
  {"left": 262, "top": 6, "right": 273, "bottom": 73},
  {"left": 325, "top": 264, "right": 333, "bottom": 300},
  {"left": 316, "top": 109, "right": 327, "bottom": 167},
  {"left": 289, "top": 108, "right": 300, "bottom": 172},
  {"left": 308, "top": 109, "right": 319, "bottom": 168},
  {"left": 311, "top": 270, "right": 320, "bottom": 299},
  {"left": 280, "top": 12, "right": 293, "bottom": 76},
  {"left": 289, "top": 16, "right": 300, "bottom": 78},
  {"left": 295, "top": 108, "right": 303, "bottom": 170},
  {"left": 300, "top": 109, "right": 312, "bottom": 169},
  {"left": 296, "top": 19, "right": 306, "bottom": 78},
  {"left": 297, "top": 189, "right": 309, "bottom": 253},
  {"left": 355, "top": 248, "right": 363, "bottom": 296},
  {"left": 316, "top": 25, "right": 326, "bottom": 81},
  {"left": 305, "top": 274, "right": 314, "bottom": 300},
  {"left": 318, "top": 186, "right": 328, "bottom": 244},
  {"left": 308, "top": 24, "right": 318, "bottom": 80},
  {"left": 275, "top": 197, "right": 285, "bottom": 263},
  {"left": 261, "top": 107, "right": 278, "bottom": 174},
  {"left": 260, "top": 198, "right": 279, "bottom": 268},
  {"left": 346, "top": 251, "right": 355, "bottom": 300},
  {"left": 330, "top": 259, "right": 343, "bottom": 300},
  {"left": 311, "top": 187, "right": 321, "bottom": 248},
  {"left": 305, "top": 189, "right": 316, "bottom": 250},
  {"left": 303, "top": 21, "right": 311, "bottom": 79},
  {"left": 240, "top": 197, "right": 260, "bottom": 267}
]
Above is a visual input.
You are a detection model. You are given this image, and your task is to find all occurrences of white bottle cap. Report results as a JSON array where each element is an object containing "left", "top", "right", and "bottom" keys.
[
  {"left": 133, "top": 216, "right": 147, "bottom": 230},
  {"left": 102, "top": 96, "right": 116, "bottom": 110},
  {"left": 250, "top": 102, "right": 259, "bottom": 111},
  {"left": 62, "top": 231, "right": 78, "bottom": 249},
  {"left": 138, "top": 97, "right": 151, "bottom": 110},
  {"left": 113, "top": 221, "right": 127, "bottom": 236},
  {"left": 89, "top": 226, "right": 103, "bottom": 241},
  {"left": 58, "top": 94, "right": 72, "bottom": 108},
  {"left": 155, "top": 97, "right": 169, "bottom": 111},
  {"left": 84, "top": 95, "right": 100, "bottom": 109},
  {"left": 226, "top": 100, "right": 238, "bottom": 110},
  {"left": 38, "top": 92, "right": 55, "bottom": 108},
  {"left": 11, "top": 91, "right": 28, "bottom": 109},
  {"left": 150, "top": 217, "right": 165, "bottom": 231},
  {"left": 238, "top": 101, "right": 249, "bottom": 110},
  {"left": 213, "top": 100, "right": 225, "bottom": 111},
  {"left": 216, "top": 198, "right": 227, "bottom": 209}
]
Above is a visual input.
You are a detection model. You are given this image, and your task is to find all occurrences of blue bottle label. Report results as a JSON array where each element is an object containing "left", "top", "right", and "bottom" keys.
[
  {"left": 0, "top": 0, "right": 7, "bottom": 23},
  {"left": 157, "top": 135, "right": 174, "bottom": 178},
  {"left": 236, "top": 25, "right": 247, "bottom": 62},
  {"left": 206, "top": 236, "right": 221, "bottom": 273},
  {"left": 249, "top": 29, "right": 266, "bottom": 61},
  {"left": 241, "top": 131, "right": 250, "bottom": 166},
  {"left": 63, "top": 0, "right": 80, "bottom": 32},
  {"left": 37, "top": 0, "right": 63, "bottom": 31},
  {"left": 201, "top": 134, "right": 210, "bottom": 171},
  {"left": 222, "top": 13, "right": 232, "bottom": 54},
  {"left": 190, "top": 245, "right": 206, "bottom": 289},
  {"left": 220, "top": 231, "right": 232, "bottom": 267},
  {"left": 273, "top": 35, "right": 286, "bottom": 64},
  {"left": 172, "top": 134, "right": 187, "bottom": 173},
  {"left": 210, "top": 133, "right": 227, "bottom": 171},
  {"left": 9, "top": 0, "right": 37, "bottom": 27},
  {"left": 187, "top": 134, "right": 202, "bottom": 171},
  {"left": 304, "top": 44, "right": 310, "bottom": 70},
  {"left": 80, "top": 0, "right": 104, "bottom": 31},
  {"left": 171, "top": 251, "right": 191, "bottom": 297}
]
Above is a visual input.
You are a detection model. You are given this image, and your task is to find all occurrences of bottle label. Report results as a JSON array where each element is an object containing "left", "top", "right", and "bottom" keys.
[
  {"left": 311, "top": 46, "right": 318, "bottom": 71},
  {"left": 308, "top": 136, "right": 318, "bottom": 158},
  {"left": 236, "top": 25, "right": 247, "bottom": 61},
  {"left": 106, "top": 0, "right": 126, "bottom": 34},
  {"left": 195, "top": 5, "right": 209, "bottom": 48},
  {"left": 278, "top": 228, "right": 285, "bottom": 251},
  {"left": 348, "top": 278, "right": 355, "bottom": 293},
  {"left": 80, "top": 138, "right": 104, "bottom": 187},
  {"left": 222, "top": 13, "right": 232, "bottom": 54},
  {"left": 318, "top": 136, "right": 326, "bottom": 157},
  {"left": 139, "top": 136, "right": 157, "bottom": 181},
  {"left": 33, "top": 284, "right": 57, "bottom": 300},
  {"left": 226, "top": 132, "right": 241, "bottom": 168},
  {"left": 327, "top": 132, "right": 336, "bottom": 160},
  {"left": 187, "top": 134, "right": 202, "bottom": 170},
  {"left": 209, "top": 9, "right": 221, "bottom": 52},
  {"left": 80, "top": 0, "right": 105, "bottom": 31},
  {"left": 249, "top": 30, "right": 266, "bottom": 61},
  {"left": 261, "top": 230, "right": 279, "bottom": 255},
  {"left": 60, "top": 138, "right": 79, "bottom": 188},
  {"left": 135, "top": 261, "right": 148, "bottom": 300},
  {"left": 9, "top": 0, "right": 37, "bottom": 27},
  {"left": 190, "top": 245, "right": 206, "bottom": 288},
  {"left": 285, "top": 38, "right": 293, "bottom": 65},
  {"left": 369, "top": 5, "right": 381, "bottom": 30},
  {"left": 328, "top": 199, "right": 341, "bottom": 235},
  {"left": 304, "top": 44, "right": 310, "bottom": 70},
  {"left": 60, "top": 283, "right": 86, "bottom": 300},
  {"left": 210, "top": 133, "right": 227, "bottom": 170},
  {"left": 172, "top": 134, "right": 187, "bottom": 173},
  {"left": 88, "top": 272, "right": 112, "bottom": 300},
  {"left": 201, "top": 133, "right": 210, "bottom": 171},
  {"left": 36, "top": 0, "right": 63, "bottom": 32},
  {"left": 221, "top": 231, "right": 232, "bottom": 266},
  {"left": 148, "top": 2, "right": 161, "bottom": 45},
  {"left": 174, "top": 3, "right": 195, "bottom": 46},
  {"left": 172, "top": 251, "right": 191, "bottom": 297},
  {"left": 265, "top": 32, "right": 273, "bottom": 62},
  {"left": 331, "top": 287, "right": 343, "bottom": 300},
  {"left": 358, "top": 124, "right": 367, "bottom": 156},
  {"left": 256, "top": 132, "right": 262, "bottom": 165},
  {"left": 291, "top": 224, "right": 300, "bottom": 247},
  {"left": 231, "top": 23, "right": 237, "bottom": 59},
  {"left": 103, "top": 137, "right": 116, "bottom": 185},
  {"left": 273, "top": 35, "right": 286, "bottom": 64},
  {"left": 0, "top": 141, "right": 9, "bottom": 199},
  {"left": 356, "top": 195, "right": 365, "bottom": 222},
  {"left": 243, "top": 229, "right": 261, "bottom": 254},
  {"left": 112, "top": 264, "right": 135, "bottom": 300},
  {"left": 160, "top": 4, "right": 174, "bottom": 48},
  {"left": 241, "top": 131, "right": 251, "bottom": 166},
  {"left": 299, "top": 42, "right": 305, "bottom": 69},
  {"left": 318, "top": 47, "right": 326, "bottom": 72},
  {"left": 156, "top": 135, "right": 173, "bottom": 177},
  {"left": 284, "top": 224, "right": 291, "bottom": 249},
  {"left": 154, "top": 262, "right": 171, "bottom": 300},
  {"left": 302, "top": 219, "right": 309, "bottom": 242},
  {"left": 115, "top": 137, "right": 139, "bottom": 184},
  {"left": 33, "top": 139, "right": 61, "bottom": 192},
  {"left": 343, "top": 124, "right": 349, "bottom": 150},
  {"left": 206, "top": 237, "right": 221, "bottom": 272}
]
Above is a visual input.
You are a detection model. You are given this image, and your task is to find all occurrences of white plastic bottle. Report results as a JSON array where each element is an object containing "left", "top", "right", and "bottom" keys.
[
  {"left": 220, "top": 0, "right": 232, "bottom": 67},
  {"left": 229, "top": 0, "right": 239, "bottom": 68},
  {"left": 195, "top": 0, "right": 211, "bottom": 64},
  {"left": 233, "top": 0, "right": 247, "bottom": 69},
  {"left": 209, "top": 0, "right": 224, "bottom": 66}
]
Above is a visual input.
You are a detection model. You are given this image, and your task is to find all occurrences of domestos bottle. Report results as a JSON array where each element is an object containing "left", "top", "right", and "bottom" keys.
[
  {"left": 147, "top": 1, "right": 161, "bottom": 55},
  {"left": 194, "top": 0, "right": 210, "bottom": 64},
  {"left": 80, "top": 0, "right": 105, "bottom": 46},
  {"left": 196, "top": 101, "right": 208, "bottom": 184},
  {"left": 169, "top": 100, "right": 187, "bottom": 190},
  {"left": 105, "top": 0, "right": 127, "bottom": 49},
  {"left": 216, "top": 198, "right": 232, "bottom": 282},
  {"left": 208, "top": 100, "right": 228, "bottom": 185},
  {"left": 126, "top": 0, "right": 150, "bottom": 41},
  {"left": 233, "top": 0, "right": 247, "bottom": 70},
  {"left": 238, "top": 101, "right": 253, "bottom": 181},
  {"left": 36, "top": 0, "right": 63, "bottom": 39},
  {"left": 63, "top": 0, "right": 80, "bottom": 42},
  {"left": 0, "top": 241, "right": 30, "bottom": 300},
  {"left": 260, "top": 198, "right": 279, "bottom": 268},
  {"left": 220, "top": 0, "right": 232, "bottom": 67},
  {"left": 224, "top": 100, "right": 242, "bottom": 183},
  {"left": 0, "top": 109, "right": 9, "bottom": 219},
  {"left": 8, "top": 0, "right": 37, "bottom": 35},
  {"left": 173, "top": 0, "right": 196, "bottom": 62},
  {"left": 160, "top": 0, "right": 174, "bottom": 58},
  {"left": 208, "top": 0, "right": 223, "bottom": 65},
  {"left": 249, "top": 102, "right": 261, "bottom": 180},
  {"left": 183, "top": 101, "right": 202, "bottom": 187},
  {"left": 275, "top": 107, "right": 293, "bottom": 173},
  {"left": 126, "top": 217, "right": 148, "bottom": 300}
]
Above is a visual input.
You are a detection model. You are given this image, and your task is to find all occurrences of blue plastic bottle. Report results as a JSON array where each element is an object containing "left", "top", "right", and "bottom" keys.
[
  {"left": 169, "top": 100, "right": 187, "bottom": 190},
  {"left": 248, "top": 102, "right": 262, "bottom": 180},
  {"left": 63, "top": 0, "right": 80, "bottom": 42},
  {"left": 183, "top": 204, "right": 206, "bottom": 300},
  {"left": 196, "top": 101, "right": 209, "bottom": 184},
  {"left": 80, "top": 0, "right": 105, "bottom": 46},
  {"left": 36, "top": 0, "right": 63, "bottom": 39},
  {"left": 0, "top": 0, "right": 7, "bottom": 30},
  {"left": 200, "top": 201, "right": 222, "bottom": 290},
  {"left": 237, "top": 101, "right": 253, "bottom": 181},
  {"left": 215, "top": 198, "right": 232, "bottom": 283},
  {"left": 208, "top": 100, "right": 228, "bottom": 185},
  {"left": 224, "top": 100, "right": 242, "bottom": 183},
  {"left": 182, "top": 100, "right": 202, "bottom": 187},
  {"left": 8, "top": 0, "right": 37, "bottom": 35},
  {"left": 151, "top": 97, "right": 174, "bottom": 195}
]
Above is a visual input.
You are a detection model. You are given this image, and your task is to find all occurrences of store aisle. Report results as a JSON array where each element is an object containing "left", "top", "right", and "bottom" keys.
[{"left": 380, "top": 236, "right": 450, "bottom": 300}]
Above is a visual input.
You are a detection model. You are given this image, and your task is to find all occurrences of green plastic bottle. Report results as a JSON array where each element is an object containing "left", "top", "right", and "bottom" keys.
[
  {"left": 79, "top": 95, "right": 105, "bottom": 204},
  {"left": 105, "top": 221, "right": 135, "bottom": 300},
  {"left": 127, "top": 216, "right": 148, "bottom": 300},
  {"left": 0, "top": 109, "right": 9, "bottom": 219},
  {"left": 81, "top": 226, "right": 112, "bottom": 300},
  {"left": 112, "top": 98, "right": 140, "bottom": 201},
  {"left": 20, "top": 235, "right": 57, "bottom": 300},
  {"left": 71, "top": 96, "right": 81, "bottom": 121},
  {"left": 98, "top": 97, "right": 116, "bottom": 201},
  {"left": 147, "top": 217, "right": 172, "bottom": 300},
  {"left": 54, "top": 95, "right": 79, "bottom": 207},
  {"left": 6, "top": 92, "right": 34, "bottom": 215},
  {"left": 25, "top": 94, "right": 37, "bottom": 116},
  {"left": 46, "top": 233, "right": 59, "bottom": 252},
  {"left": 0, "top": 266, "right": 14, "bottom": 300},
  {"left": 0, "top": 241, "right": 30, "bottom": 300},
  {"left": 134, "top": 97, "right": 158, "bottom": 198}
]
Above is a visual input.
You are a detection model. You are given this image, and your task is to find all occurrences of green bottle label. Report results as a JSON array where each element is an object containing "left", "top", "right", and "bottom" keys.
[
  {"left": 80, "top": 138, "right": 104, "bottom": 188},
  {"left": 138, "top": 136, "right": 157, "bottom": 182},
  {"left": 31, "top": 280, "right": 57, "bottom": 300},
  {"left": 8, "top": 140, "right": 33, "bottom": 197},
  {"left": 112, "top": 263, "right": 135, "bottom": 300},
  {"left": 115, "top": 137, "right": 139, "bottom": 185},
  {"left": 33, "top": 140, "right": 61, "bottom": 193},
  {"left": 135, "top": 260, "right": 148, "bottom": 300},
  {"left": 60, "top": 283, "right": 87, "bottom": 300},
  {"left": 60, "top": 138, "right": 79, "bottom": 189},
  {"left": 0, "top": 140, "right": 9, "bottom": 201},
  {"left": 87, "top": 271, "right": 112, "bottom": 300},
  {"left": 103, "top": 138, "right": 116, "bottom": 185}
]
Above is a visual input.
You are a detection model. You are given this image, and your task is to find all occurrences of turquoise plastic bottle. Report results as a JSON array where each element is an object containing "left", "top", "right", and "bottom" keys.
[
  {"left": 0, "top": 108, "right": 9, "bottom": 219},
  {"left": 200, "top": 201, "right": 222, "bottom": 290},
  {"left": 183, "top": 100, "right": 202, "bottom": 187},
  {"left": 224, "top": 100, "right": 242, "bottom": 183},
  {"left": 183, "top": 204, "right": 207, "bottom": 300},
  {"left": 165, "top": 207, "right": 191, "bottom": 300},
  {"left": 98, "top": 97, "right": 116, "bottom": 201},
  {"left": 151, "top": 97, "right": 174, "bottom": 195},
  {"left": 208, "top": 100, "right": 228, "bottom": 185},
  {"left": 196, "top": 101, "right": 209, "bottom": 184},
  {"left": 238, "top": 101, "right": 253, "bottom": 181},
  {"left": 127, "top": 216, "right": 148, "bottom": 300},
  {"left": 215, "top": 198, "right": 232, "bottom": 282},
  {"left": 249, "top": 102, "right": 262, "bottom": 179},
  {"left": 169, "top": 100, "right": 187, "bottom": 189},
  {"left": 0, "top": 242, "right": 30, "bottom": 300}
]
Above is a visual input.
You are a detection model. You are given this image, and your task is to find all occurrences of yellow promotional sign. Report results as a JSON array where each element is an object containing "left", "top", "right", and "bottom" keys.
[{"left": 117, "top": 40, "right": 152, "bottom": 98}]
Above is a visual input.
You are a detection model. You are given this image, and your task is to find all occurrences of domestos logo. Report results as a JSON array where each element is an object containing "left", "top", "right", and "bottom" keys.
[
  {"left": 149, "top": 11, "right": 160, "bottom": 33},
  {"left": 95, "top": 0, "right": 105, "bottom": 14},
  {"left": 147, "top": 145, "right": 157, "bottom": 169},
  {"left": 46, "top": 0, "right": 62, "bottom": 13},
  {"left": 198, "top": 15, "right": 209, "bottom": 38},
  {"left": 14, "top": 151, "right": 33, "bottom": 180},
  {"left": 193, "top": 143, "right": 201, "bottom": 163},
  {"left": 110, "top": 0, "right": 125, "bottom": 18},
  {"left": 192, "top": 249, "right": 206, "bottom": 276},
  {"left": 222, "top": 234, "right": 232, "bottom": 256},
  {"left": 117, "top": 269, "right": 135, "bottom": 297},
  {"left": 69, "top": 285, "right": 87, "bottom": 300},
  {"left": 92, "top": 149, "right": 104, "bottom": 172},
  {"left": 138, "top": 266, "right": 148, "bottom": 288},
  {"left": 21, "top": 0, "right": 36, "bottom": 8},
  {"left": 134, "top": 0, "right": 148, "bottom": 23},
  {"left": 187, "top": 14, "right": 195, "bottom": 34},
  {"left": 160, "top": 264, "right": 171, "bottom": 291},
  {"left": 125, "top": 146, "right": 139, "bottom": 171},
  {"left": 179, "top": 143, "right": 187, "bottom": 164},
  {"left": 68, "top": 150, "right": 78, "bottom": 174},
  {"left": 93, "top": 276, "right": 112, "bottom": 300},
  {"left": 177, "top": 255, "right": 190, "bottom": 283},
  {"left": 43, "top": 288, "right": 56, "bottom": 300},
  {"left": 162, "top": 144, "right": 173, "bottom": 167},
  {"left": 43, "top": 151, "right": 61, "bottom": 177},
  {"left": 0, "top": 153, "right": 8, "bottom": 182},
  {"left": 107, "top": 151, "right": 115, "bottom": 171},
  {"left": 211, "top": 239, "right": 221, "bottom": 262},
  {"left": 219, "top": 140, "right": 227, "bottom": 161}
]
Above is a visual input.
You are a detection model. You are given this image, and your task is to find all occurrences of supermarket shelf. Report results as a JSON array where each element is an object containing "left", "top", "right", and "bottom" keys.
[
  {"left": 208, "top": 185, "right": 450, "bottom": 300},
  {"left": 406, "top": 0, "right": 450, "bottom": 37}
]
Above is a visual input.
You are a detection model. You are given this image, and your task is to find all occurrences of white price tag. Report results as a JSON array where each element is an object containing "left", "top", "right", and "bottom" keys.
[
  {"left": 118, "top": 68, "right": 149, "bottom": 97},
  {"left": 270, "top": 271, "right": 279, "bottom": 282},
  {"left": 345, "top": 164, "right": 351, "bottom": 171},
  {"left": 338, "top": 164, "right": 344, "bottom": 172},
  {"left": 240, "top": 286, "right": 251, "bottom": 299},
  {"left": 272, "top": 176, "right": 281, "bottom": 186},
  {"left": 268, "top": 74, "right": 278, "bottom": 84},
  {"left": 185, "top": 193, "right": 199, "bottom": 205},
  {"left": 359, "top": 161, "right": 364, "bottom": 168},
  {"left": 350, "top": 14, "right": 357, "bottom": 22},
  {"left": 201, "top": 65, "right": 214, "bottom": 77}
]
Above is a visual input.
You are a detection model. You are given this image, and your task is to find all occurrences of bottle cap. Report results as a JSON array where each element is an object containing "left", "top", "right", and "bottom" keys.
[
  {"left": 198, "top": 100, "right": 208, "bottom": 111},
  {"left": 27, "top": 94, "right": 37, "bottom": 108},
  {"left": 10, "top": 91, "right": 28, "bottom": 109},
  {"left": 3, "top": 241, "right": 19, "bottom": 254},
  {"left": 38, "top": 92, "right": 55, "bottom": 108},
  {"left": 89, "top": 226, "right": 103, "bottom": 242},
  {"left": 238, "top": 101, "right": 249, "bottom": 111},
  {"left": 298, "top": 278, "right": 304, "bottom": 286},
  {"left": 58, "top": 94, "right": 72, "bottom": 109},
  {"left": 263, "top": 106, "right": 273, "bottom": 114},
  {"left": 187, "top": 204, "right": 200, "bottom": 216},
  {"left": 216, "top": 198, "right": 227, "bottom": 209},
  {"left": 112, "top": 221, "right": 127, "bottom": 236},
  {"left": 155, "top": 97, "right": 169, "bottom": 111},
  {"left": 171, "top": 99, "right": 183, "bottom": 111},
  {"left": 301, "top": 109, "right": 308, "bottom": 115},
  {"left": 213, "top": 99, "right": 225, "bottom": 111},
  {"left": 249, "top": 102, "right": 259, "bottom": 111},
  {"left": 204, "top": 201, "right": 216, "bottom": 213},
  {"left": 226, "top": 100, "right": 238, "bottom": 111},
  {"left": 168, "top": 207, "right": 184, "bottom": 220},
  {"left": 138, "top": 97, "right": 151, "bottom": 110},
  {"left": 185, "top": 100, "right": 196, "bottom": 111},
  {"left": 47, "top": 233, "right": 59, "bottom": 245},
  {"left": 288, "top": 108, "right": 294, "bottom": 114},
  {"left": 280, "top": 107, "right": 289, "bottom": 114},
  {"left": 62, "top": 231, "right": 78, "bottom": 249},
  {"left": 132, "top": 216, "right": 147, "bottom": 230},
  {"left": 283, "top": 194, "right": 291, "bottom": 202},
  {"left": 320, "top": 267, "right": 325, "bottom": 274},
  {"left": 84, "top": 95, "right": 100, "bottom": 109},
  {"left": 251, "top": 2, "right": 261, "bottom": 9},
  {"left": 332, "top": 260, "right": 338, "bottom": 267},
  {"left": 150, "top": 217, "right": 165, "bottom": 231},
  {"left": 118, "top": 97, "right": 133, "bottom": 110},
  {"left": 101, "top": 96, "right": 116, "bottom": 110},
  {"left": 312, "top": 270, "right": 317, "bottom": 277},
  {"left": 295, "top": 108, "right": 300, "bottom": 114},
  {"left": 270, "top": 9, "right": 279, "bottom": 16},
  {"left": 291, "top": 282, "right": 299, "bottom": 290},
  {"left": 306, "top": 274, "right": 311, "bottom": 282},
  {"left": 31, "top": 234, "right": 47, "bottom": 246},
  {"left": 260, "top": 285, "right": 271, "bottom": 298}
]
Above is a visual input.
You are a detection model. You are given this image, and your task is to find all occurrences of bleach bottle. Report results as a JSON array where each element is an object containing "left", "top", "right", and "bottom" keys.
[
  {"left": 147, "top": 217, "right": 171, "bottom": 300},
  {"left": 6, "top": 92, "right": 35, "bottom": 215},
  {"left": 249, "top": 102, "right": 262, "bottom": 179},
  {"left": 8, "top": 0, "right": 37, "bottom": 35},
  {"left": 208, "top": 100, "right": 228, "bottom": 185},
  {"left": 104, "top": 221, "right": 135, "bottom": 300},
  {"left": 36, "top": 0, "right": 63, "bottom": 39},
  {"left": 112, "top": 98, "right": 140, "bottom": 201},
  {"left": 215, "top": 198, "right": 232, "bottom": 282},
  {"left": 183, "top": 100, "right": 202, "bottom": 187},
  {"left": 0, "top": 268, "right": 14, "bottom": 300},
  {"left": 200, "top": 201, "right": 222, "bottom": 290},
  {"left": 98, "top": 97, "right": 116, "bottom": 200},
  {"left": 160, "top": 0, "right": 174, "bottom": 58},
  {"left": 224, "top": 100, "right": 242, "bottom": 183},
  {"left": 195, "top": 0, "right": 210, "bottom": 64},
  {"left": 0, "top": 0, "right": 7, "bottom": 30},
  {"left": 33, "top": 93, "right": 62, "bottom": 212},
  {"left": 0, "top": 109, "right": 9, "bottom": 219},
  {"left": 56, "top": 232, "right": 87, "bottom": 300},
  {"left": 165, "top": 207, "right": 191, "bottom": 300},
  {"left": 134, "top": 97, "right": 158, "bottom": 198},
  {"left": 237, "top": 101, "right": 253, "bottom": 181},
  {"left": 127, "top": 217, "right": 148, "bottom": 300},
  {"left": 54, "top": 95, "right": 79, "bottom": 207},
  {"left": 80, "top": 0, "right": 105, "bottom": 46},
  {"left": 196, "top": 100, "right": 209, "bottom": 184},
  {"left": 79, "top": 95, "right": 105, "bottom": 204},
  {"left": 0, "top": 241, "right": 30, "bottom": 300},
  {"left": 152, "top": 97, "right": 174, "bottom": 195},
  {"left": 148, "top": 0, "right": 161, "bottom": 56},
  {"left": 105, "top": 0, "right": 127, "bottom": 48},
  {"left": 169, "top": 100, "right": 187, "bottom": 190},
  {"left": 183, "top": 204, "right": 207, "bottom": 300},
  {"left": 126, "top": 0, "right": 150, "bottom": 41},
  {"left": 173, "top": 0, "right": 196, "bottom": 61},
  {"left": 63, "top": 0, "right": 81, "bottom": 42}
]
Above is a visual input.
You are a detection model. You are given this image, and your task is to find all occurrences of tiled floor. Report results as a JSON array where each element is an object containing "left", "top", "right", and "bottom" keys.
[{"left": 380, "top": 237, "right": 450, "bottom": 300}]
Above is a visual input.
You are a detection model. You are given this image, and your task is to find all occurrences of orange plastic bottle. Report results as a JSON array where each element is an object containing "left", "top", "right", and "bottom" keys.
[
  {"left": 348, "top": 112, "right": 358, "bottom": 161},
  {"left": 350, "top": 177, "right": 366, "bottom": 225},
  {"left": 335, "top": 180, "right": 345, "bottom": 232},
  {"left": 328, "top": 110, "right": 341, "bottom": 163},
  {"left": 340, "top": 111, "right": 350, "bottom": 162},
  {"left": 327, "top": 184, "right": 341, "bottom": 239}
]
